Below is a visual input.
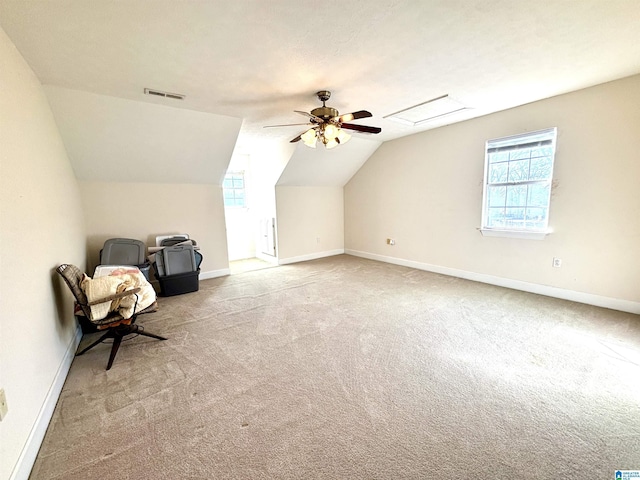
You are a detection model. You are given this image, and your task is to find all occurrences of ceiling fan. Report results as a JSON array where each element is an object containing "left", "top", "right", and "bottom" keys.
[{"left": 264, "top": 90, "right": 381, "bottom": 149}]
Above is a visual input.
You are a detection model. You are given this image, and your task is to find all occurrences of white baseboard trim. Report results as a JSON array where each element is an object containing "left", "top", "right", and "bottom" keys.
[
  {"left": 10, "top": 325, "right": 82, "bottom": 480},
  {"left": 199, "top": 268, "right": 230, "bottom": 280},
  {"left": 278, "top": 249, "right": 345, "bottom": 266},
  {"left": 345, "top": 249, "right": 640, "bottom": 314}
]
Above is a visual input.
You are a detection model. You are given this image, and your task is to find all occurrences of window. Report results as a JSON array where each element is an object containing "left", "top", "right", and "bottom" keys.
[
  {"left": 223, "top": 171, "right": 246, "bottom": 207},
  {"left": 481, "top": 128, "right": 557, "bottom": 239}
]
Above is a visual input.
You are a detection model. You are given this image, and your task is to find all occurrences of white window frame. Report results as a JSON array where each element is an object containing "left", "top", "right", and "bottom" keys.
[
  {"left": 223, "top": 171, "right": 247, "bottom": 208},
  {"left": 480, "top": 127, "right": 557, "bottom": 240}
]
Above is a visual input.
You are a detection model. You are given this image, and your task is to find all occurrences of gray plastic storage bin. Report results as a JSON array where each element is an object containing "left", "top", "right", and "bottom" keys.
[
  {"left": 101, "top": 238, "right": 146, "bottom": 265},
  {"left": 152, "top": 249, "right": 202, "bottom": 297},
  {"left": 162, "top": 245, "right": 197, "bottom": 276},
  {"left": 99, "top": 238, "right": 151, "bottom": 280}
]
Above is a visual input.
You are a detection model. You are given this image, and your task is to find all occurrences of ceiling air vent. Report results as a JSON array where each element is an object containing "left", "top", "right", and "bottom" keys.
[
  {"left": 144, "top": 88, "right": 185, "bottom": 100},
  {"left": 384, "top": 94, "right": 468, "bottom": 126}
]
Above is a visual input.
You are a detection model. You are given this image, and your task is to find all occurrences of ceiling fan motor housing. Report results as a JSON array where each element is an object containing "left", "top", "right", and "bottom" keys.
[{"left": 311, "top": 106, "right": 339, "bottom": 121}]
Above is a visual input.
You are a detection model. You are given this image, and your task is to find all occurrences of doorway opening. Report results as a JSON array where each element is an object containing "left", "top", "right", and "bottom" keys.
[{"left": 223, "top": 156, "right": 278, "bottom": 274}]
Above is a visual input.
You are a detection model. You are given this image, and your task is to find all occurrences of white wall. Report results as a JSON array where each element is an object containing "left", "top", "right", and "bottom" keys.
[
  {"left": 0, "top": 28, "right": 86, "bottom": 480},
  {"left": 276, "top": 138, "right": 381, "bottom": 187},
  {"left": 248, "top": 139, "right": 295, "bottom": 261},
  {"left": 345, "top": 75, "right": 640, "bottom": 310},
  {"left": 79, "top": 182, "right": 230, "bottom": 278},
  {"left": 225, "top": 207, "right": 257, "bottom": 261},
  {"left": 275, "top": 186, "right": 344, "bottom": 263},
  {"left": 43, "top": 86, "right": 242, "bottom": 184},
  {"left": 224, "top": 154, "right": 257, "bottom": 261}
]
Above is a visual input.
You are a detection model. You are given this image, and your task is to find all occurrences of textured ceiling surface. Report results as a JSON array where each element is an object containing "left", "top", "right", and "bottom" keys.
[{"left": 2, "top": 0, "right": 640, "bottom": 161}]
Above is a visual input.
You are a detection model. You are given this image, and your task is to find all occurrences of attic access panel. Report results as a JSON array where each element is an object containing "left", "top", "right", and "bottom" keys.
[{"left": 384, "top": 95, "right": 468, "bottom": 126}]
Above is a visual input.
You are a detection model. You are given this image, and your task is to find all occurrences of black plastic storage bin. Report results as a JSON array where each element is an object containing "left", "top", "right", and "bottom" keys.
[{"left": 156, "top": 269, "right": 200, "bottom": 297}]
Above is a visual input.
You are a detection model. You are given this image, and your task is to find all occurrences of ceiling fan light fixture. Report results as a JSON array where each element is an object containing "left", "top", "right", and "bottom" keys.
[
  {"left": 337, "top": 129, "right": 351, "bottom": 144},
  {"left": 323, "top": 123, "right": 339, "bottom": 140},
  {"left": 325, "top": 138, "right": 339, "bottom": 149},
  {"left": 301, "top": 128, "right": 318, "bottom": 148}
]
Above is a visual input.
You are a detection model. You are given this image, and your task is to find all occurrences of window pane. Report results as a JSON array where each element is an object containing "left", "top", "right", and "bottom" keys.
[
  {"left": 489, "top": 151, "right": 509, "bottom": 164},
  {"left": 488, "top": 163, "right": 508, "bottom": 183},
  {"left": 527, "top": 183, "right": 550, "bottom": 207},
  {"left": 509, "top": 148, "right": 531, "bottom": 160},
  {"left": 483, "top": 128, "right": 557, "bottom": 232},
  {"left": 529, "top": 147, "right": 547, "bottom": 159},
  {"left": 487, "top": 207, "right": 506, "bottom": 228},
  {"left": 525, "top": 207, "right": 547, "bottom": 223},
  {"left": 488, "top": 186, "right": 506, "bottom": 207},
  {"left": 506, "top": 185, "right": 527, "bottom": 207},
  {"left": 504, "top": 208, "right": 526, "bottom": 229},
  {"left": 539, "top": 146, "right": 553, "bottom": 157},
  {"left": 223, "top": 172, "right": 246, "bottom": 207},
  {"left": 507, "top": 159, "right": 530, "bottom": 182},
  {"left": 529, "top": 156, "right": 552, "bottom": 180},
  {"left": 233, "top": 178, "right": 244, "bottom": 188}
]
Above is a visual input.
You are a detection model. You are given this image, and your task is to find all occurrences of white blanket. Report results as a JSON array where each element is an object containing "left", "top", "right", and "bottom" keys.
[{"left": 81, "top": 271, "right": 156, "bottom": 320}]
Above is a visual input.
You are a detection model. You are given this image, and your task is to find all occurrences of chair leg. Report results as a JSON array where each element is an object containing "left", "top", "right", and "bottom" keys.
[
  {"left": 76, "top": 323, "right": 168, "bottom": 370},
  {"left": 106, "top": 334, "right": 123, "bottom": 371},
  {"left": 77, "top": 330, "right": 114, "bottom": 356},
  {"left": 134, "top": 325, "right": 168, "bottom": 341}
]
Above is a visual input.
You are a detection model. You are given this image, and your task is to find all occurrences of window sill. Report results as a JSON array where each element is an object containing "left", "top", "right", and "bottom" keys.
[{"left": 479, "top": 228, "right": 551, "bottom": 240}]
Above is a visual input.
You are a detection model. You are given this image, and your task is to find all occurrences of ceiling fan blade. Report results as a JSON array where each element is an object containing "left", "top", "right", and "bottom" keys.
[
  {"left": 341, "top": 123, "right": 382, "bottom": 134},
  {"left": 294, "top": 110, "right": 324, "bottom": 123},
  {"left": 336, "top": 110, "right": 372, "bottom": 123},
  {"left": 263, "top": 123, "right": 312, "bottom": 128},
  {"left": 290, "top": 133, "right": 303, "bottom": 143}
]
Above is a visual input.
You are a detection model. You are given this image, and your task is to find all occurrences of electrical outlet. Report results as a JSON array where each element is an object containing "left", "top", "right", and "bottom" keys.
[
  {"left": 553, "top": 257, "right": 562, "bottom": 268},
  {"left": 0, "top": 389, "right": 8, "bottom": 421},
  {"left": 386, "top": 238, "right": 395, "bottom": 246}
]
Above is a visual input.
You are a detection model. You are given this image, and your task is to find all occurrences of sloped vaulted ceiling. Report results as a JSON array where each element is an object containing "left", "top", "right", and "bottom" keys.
[
  {"left": 3, "top": 0, "right": 640, "bottom": 187},
  {"left": 277, "top": 138, "right": 381, "bottom": 187},
  {"left": 44, "top": 86, "right": 242, "bottom": 184}
]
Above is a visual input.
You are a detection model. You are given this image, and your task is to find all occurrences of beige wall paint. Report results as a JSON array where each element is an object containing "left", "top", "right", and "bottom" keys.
[
  {"left": 275, "top": 186, "right": 344, "bottom": 262},
  {"left": 345, "top": 75, "right": 640, "bottom": 303},
  {"left": 0, "top": 28, "right": 86, "bottom": 480},
  {"left": 79, "top": 182, "right": 229, "bottom": 276}
]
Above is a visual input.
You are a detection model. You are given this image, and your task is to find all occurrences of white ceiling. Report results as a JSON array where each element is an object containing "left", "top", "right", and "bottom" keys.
[{"left": 2, "top": 0, "right": 640, "bottom": 180}]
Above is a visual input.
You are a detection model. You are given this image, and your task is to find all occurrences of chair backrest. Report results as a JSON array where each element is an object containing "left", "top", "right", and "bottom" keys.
[{"left": 56, "top": 264, "right": 91, "bottom": 317}]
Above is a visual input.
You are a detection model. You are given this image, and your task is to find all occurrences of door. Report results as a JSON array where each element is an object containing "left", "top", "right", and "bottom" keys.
[{"left": 260, "top": 218, "right": 276, "bottom": 257}]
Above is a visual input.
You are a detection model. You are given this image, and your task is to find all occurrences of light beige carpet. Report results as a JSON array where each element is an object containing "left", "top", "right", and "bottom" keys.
[{"left": 31, "top": 255, "right": 640, "bottom": 479}]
